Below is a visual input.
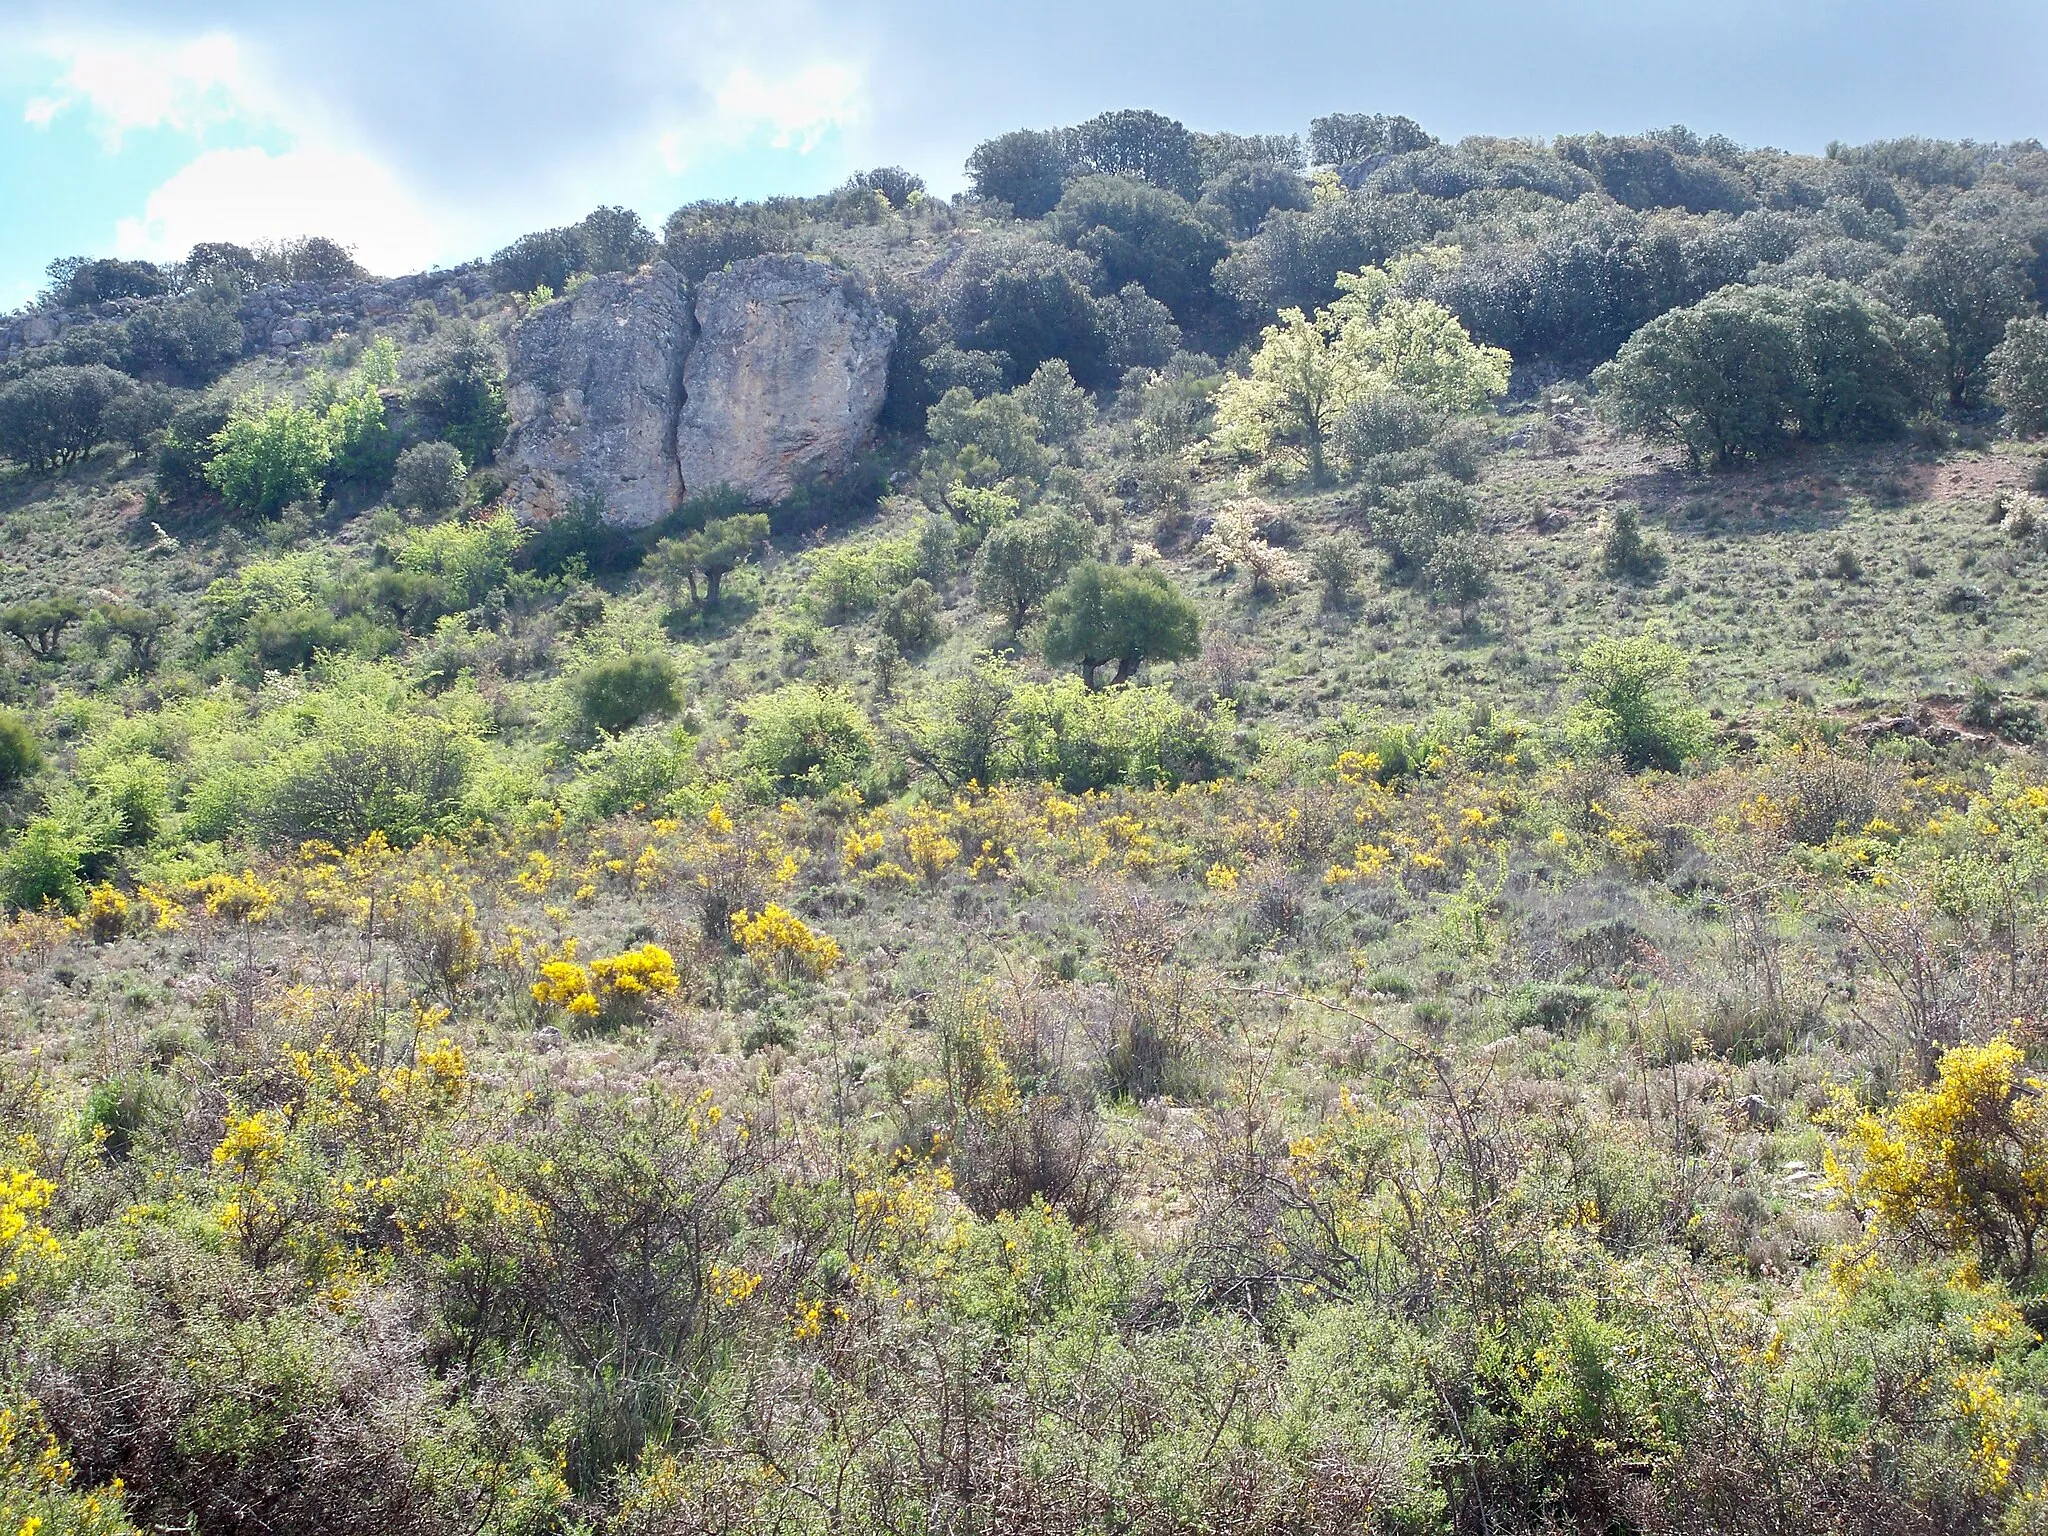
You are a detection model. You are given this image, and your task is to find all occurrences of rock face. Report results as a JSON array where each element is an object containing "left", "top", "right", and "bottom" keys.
[
  {"left": 673, "top": 255, "right": 894, "bottom": 506},
  {"left": 501, "top": 262, "right": 693, "bottom": 528}
]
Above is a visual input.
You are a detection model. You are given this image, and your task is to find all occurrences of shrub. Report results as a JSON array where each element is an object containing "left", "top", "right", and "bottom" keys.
[
  {"left": 1564, "top": 630, "right": 1713, "bottom": 771},
  {"left": 877, "top": 577, "right": 945, "bottom": 654},
  {"left": 1050, "top": 175, "right": 1226, "bottom": 321},
  {"left": 1371, "top": 474, "right": 1491, "bottom": 601},
  {"left": 1601, "top": 505, "right": 1664, "bottom": 581},
  {"left": 388, "top": 440, "right": 467, "bottom": 513},
  {"left": 0, "top": 817, "right": 89, "bottom": 912},
  {"left": 1, "top": 595, "right": 85, "bottom": 659},
  {"left": 1826, "top": 1034, "right": 2048, "bottom": 1277},
  {"left": 965, "top": 129, "right": 1072, "bottom": 218},
  {"left": 0, "top": 364, "right": 134, "bottom": 470},
  {"left": 410, "top": 324, "right": 509, "bottom": 466},
  {"left": 154, "top": 391, "right": 233, "bottom": 501},
  {"left": 739, "top": 684, "right": 874, "bottom": 797},
  {"left": 391, "top": 510, "right": 522, "bottom": 608},
  {"left": 0, "top": 712, "right": 40, "bottom": 790},
  {"left": 205, "top": 394, "right": 330, "bottom": 516},
  {"left": 574, "top": 652, "right": 683, "bottom": 735},
  {"left": 1595, "top": 279, "right": 1934, "bottom": 468},
  {"left": 1989, "top": 316, "right": 2048, "bottom": 437},
  {"left": 254, "top": 710, "right": 477, "bottom": 849},
  {"left": 1310, "top": 531, "right": 1366, "bottom": 612}
]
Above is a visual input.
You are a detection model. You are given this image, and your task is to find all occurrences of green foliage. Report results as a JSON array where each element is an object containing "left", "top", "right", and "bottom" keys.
[
  {"left": 490, "top": 206, "right": 656, "bottom": 293},
  {"left": 1041, "top": 561, "right": 1202, "bottom": 687},
  {"left": 574, "top": 651, "right": 683, "bottom": 736},
  {"left": 409, "top": 323, "right": 510, "bottom": 466},
  {"left": 1051, "top": 176, "right": 1225, "bottom": 322},
  {"left": 0, "top": 364, "right": 134, "bottom": 470},
  {"left": 1564, "top": 630, "right": 1713, "bottom": 771},
  {"left": 965, "top": 129, "right": 1072, "bottom": 218},
  {"left": 0, "top": 711, "right": 41, "bottom": 790},
  {"left": 876, "top": 577, "right": 944, "bottom": 654},
  {"left": 1885, "top": 224, "right": 2036, "bottom": 405},
  {"left": 1371, "top": 474, "right": 1490, "bottom": 602},
  {"left": 251, "top": 701, "right": 480, "bottom": 849},
  {"left": 1990, "top": 317, "right": 2048, "bottom": 437},
  {"left": 1601, "top": 505, "right": 1665, "bottom": 582},
  {"left": 0, "top": 816, "right": 89, "bottom": 911},
  {"left": 1594, "top": 279, "right": 1934, "bottom": 468},
  {"left": 649, "top": 512, "right": 768, "bottom": 607},
  {"left": 1213, "top": 261, "right": 1509, "bottom": 481},
  {"left": 205, "top": 394, "right": 330, "bottom": 516},
  {"left": 895, "top": 657, "right": 1233, "bottom": 791},
  {"left": 661, "top": 199, "right": 800, "bottom": 283},
  {"left": 388, "top": 440, "right": 467, "bottom": 514},
  {"left": 934, "top": 234, "right": 1111, "bottom": 387},
  {"left": 805, "top": 534, "right": 922, "bottom": 622},
  {"left": 154, "top": 391, "right": 233, "bottom": 501},
  {"left": 974, "top": 509, "right": 1095, "bottom": 629},
  {"left": 1013, "top": 359, "right": 1095, "bottom": 448},
  {"left": 1309, "top": 112, "right": 1436, "bottom": 164},
  {"left": 391, "top": 511, "right": 522, "bottom": 608},
  {"left": 739, "top": 683, "right": 874, "bottom": 797},
  {"left": 1, "top": 594, "right": 86, "bottom": 659}
]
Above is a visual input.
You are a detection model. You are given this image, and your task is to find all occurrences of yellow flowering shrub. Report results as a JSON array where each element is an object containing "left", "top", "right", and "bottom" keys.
[
  {"left": 0, "top": 1394, "right": 136, "bottom": 1536},
  {"left": 188, "top": 870, "right": 275, "bottom": 924},
  {"left": 1826, "top": 1034, "right": 2048, "bottom": 1278},
  {"left": 731, "top": 905, "right": 841, "bottom": 981},
  {"left": 0, "top": 1165, "right": 60, "bottom": 1295},
  {"left": 82, "top": 886, "right": 126, "bottom": 944},
  {"left": 532, "top": 941, "right": 682, "bottom": 1025}
]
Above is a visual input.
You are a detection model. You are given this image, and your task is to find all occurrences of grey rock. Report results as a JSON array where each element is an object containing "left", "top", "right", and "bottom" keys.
[
  {"left": 501, "top": 262, "right": 694, "bottom": 529},
  {"left": 674, "top": 254, "right": 893, "bottom": 506}
]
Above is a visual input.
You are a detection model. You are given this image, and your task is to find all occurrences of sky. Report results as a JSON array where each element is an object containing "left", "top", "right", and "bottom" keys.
[{"left": 3, "top": 0, "right": 2045, "bottom": 309}]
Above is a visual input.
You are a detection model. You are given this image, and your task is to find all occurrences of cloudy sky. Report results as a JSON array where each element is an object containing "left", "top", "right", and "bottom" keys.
[{"left": 3, "top": 0, "right": 2045, "bottom": 307}]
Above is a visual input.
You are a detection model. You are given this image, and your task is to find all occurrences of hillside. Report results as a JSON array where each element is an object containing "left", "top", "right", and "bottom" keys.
[{"left": 1, "top": 113, "right": 2047, "bottom": 1536}]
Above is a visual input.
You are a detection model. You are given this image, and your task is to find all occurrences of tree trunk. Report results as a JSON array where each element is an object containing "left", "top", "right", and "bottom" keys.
[{"left": 1112, "top": 655, "right": 1139, "bottom": 685}]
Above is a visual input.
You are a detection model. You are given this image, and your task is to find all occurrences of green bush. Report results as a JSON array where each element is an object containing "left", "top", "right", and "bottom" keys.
[
  {"left": 205, "top": 394, "right": 330, "bottom": 516},
  {"left": 0, "top": 364, "right": 134, "bottom": 470},
  {"left": 1594, "top": 279, "right": 1935, "bottom": 468},
  {"left": 1990, "top": 316, "right": 2048, "bottom": 437},
  {"left": 0, "top": 711, "right": 41, "bottom": 790},
  {"left": 877, "top": 577, "right": 945, "bottom": 654},
  {"left": 574, "top": 652, "right": 683, "bottom": 735},
  {"left": 410, "top": 323, "right": 510, "bottom": 466},
  {"left": 740, "top": 684, "right": 875, "bottom": 797},
  {"left": 388, "top": 440, "right": 467, "bottom": 513},
  {"left": 254, "top": 710, "right": 478, "bottom": 849},
  {"left": 0, "top": 817, "right": 88, "bottom": 912},
  {"left": 1564, "top": 630, "right": 1713, "bottom": 771},
  {"left": 391, "top": 510, "right": 522, "bottom": 607}
]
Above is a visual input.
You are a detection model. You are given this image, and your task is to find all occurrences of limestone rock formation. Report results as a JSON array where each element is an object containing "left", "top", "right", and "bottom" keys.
[
  {"left": 501, "top": 262, "right": 693, "bottom": 528},
  {"left": 673, "top": 255, "right": 894, "bottom": 506}
]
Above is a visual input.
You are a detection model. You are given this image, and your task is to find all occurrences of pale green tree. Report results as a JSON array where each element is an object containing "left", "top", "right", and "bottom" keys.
[{"left": 1212, "top": 261, "right": 1509, "bottom": 482}]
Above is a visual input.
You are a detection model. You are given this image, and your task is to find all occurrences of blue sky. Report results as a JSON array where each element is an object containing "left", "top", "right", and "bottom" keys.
[{"left": 4, "top": 0, "right": 2045, "bottom": 309}]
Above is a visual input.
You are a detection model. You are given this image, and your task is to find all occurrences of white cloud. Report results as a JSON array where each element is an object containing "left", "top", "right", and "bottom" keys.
[
  {"left": 659, "top": 59, "right": 867, "bottom": 173},
  {"left": 111, "top": 144, "right": 458, "bottom": 276},
  {"left": 23, "top": 32, "right": 275, "bottom": 147}
]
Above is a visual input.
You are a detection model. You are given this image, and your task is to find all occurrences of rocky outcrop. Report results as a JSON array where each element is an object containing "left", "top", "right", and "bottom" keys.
[
  {"left": 500, "top": 262, "right": 693, "bottom": 528},
  {"left": 673, "top": 255, "right": 894, "bottom": 506}
]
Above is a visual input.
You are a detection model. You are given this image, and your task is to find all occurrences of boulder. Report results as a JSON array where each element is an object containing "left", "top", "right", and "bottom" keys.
[
  {"left": 501, "top": 261, "right": 693, "bottom": 528},
  {"left": 674, "top": 255, "right": 893, "bottom": 506}
]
